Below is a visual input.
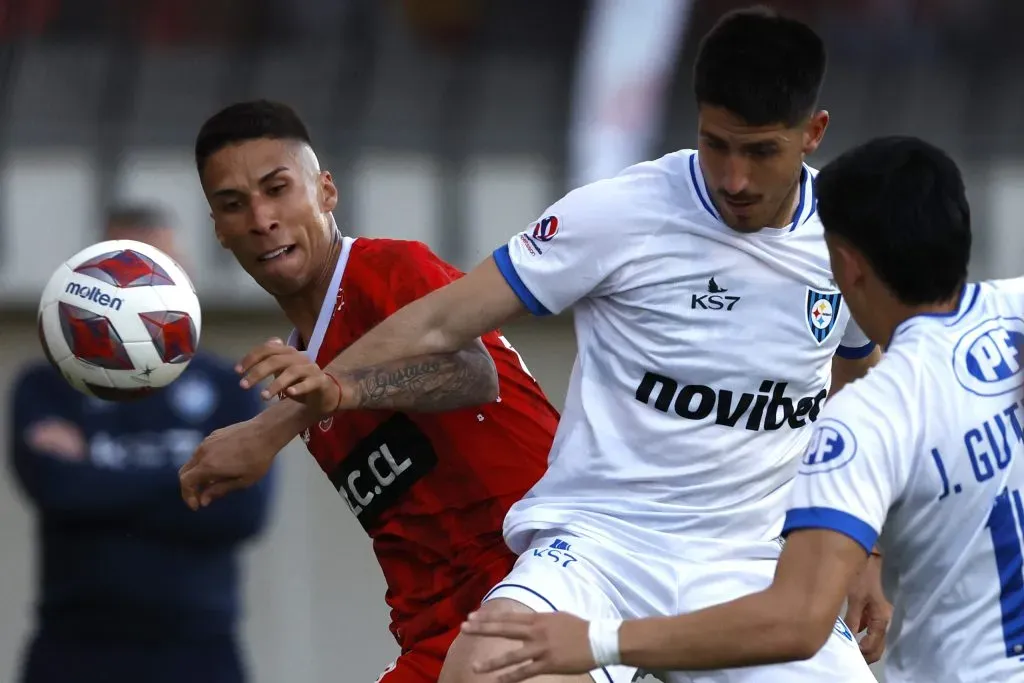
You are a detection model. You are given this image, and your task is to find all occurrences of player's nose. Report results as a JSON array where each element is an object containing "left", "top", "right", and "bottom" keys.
[
  {"left": 249, "top": 198, "right": 279, "bottom": 234},
  {"left": 719, "top": 159, "right": 751, "bottom": 196}
]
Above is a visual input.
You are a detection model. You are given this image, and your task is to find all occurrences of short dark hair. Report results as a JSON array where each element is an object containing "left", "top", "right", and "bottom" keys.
[
  {"left": 693, "top": 6, "right": 827, "bottom": 127},
  {"left": 816, "top": 136, "right": 971, "bottom": 305},
  {"left": 195, "top": 100, "right": 312, "bottom": 174}
]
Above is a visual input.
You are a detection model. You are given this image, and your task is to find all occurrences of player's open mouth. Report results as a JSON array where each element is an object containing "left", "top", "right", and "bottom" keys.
[{"left": 257, "top": 245, "right": 296, "bottom": 262}]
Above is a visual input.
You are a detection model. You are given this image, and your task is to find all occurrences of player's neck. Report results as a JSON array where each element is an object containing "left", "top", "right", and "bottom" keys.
[
  {"left": 276, "top": 228, "right": 343, "bottom": 346},
  {"left": 879, "top": 286, "right": 964, "bottom": 347},
  {"left": 766, "top": 178, "right": 802, "bottom": 229}
]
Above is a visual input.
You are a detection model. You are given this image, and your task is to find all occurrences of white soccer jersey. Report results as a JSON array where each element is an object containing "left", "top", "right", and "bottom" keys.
[
  {"left": 492, "top": 150, "right": 875, "bottom": 556},
  {"left": 784, "top": 278, "right": 1024, "bottom": 683}
]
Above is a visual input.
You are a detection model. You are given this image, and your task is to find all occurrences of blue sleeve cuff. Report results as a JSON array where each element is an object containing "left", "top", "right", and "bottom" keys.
[
  {"left": 836, "top": 341, "right": 876, "bottom": 360},
  {"left": 492, "top": 245, "right": 551, "bottom": 317},
  {"left": 782, "top": 507, "right": 878, "bottom": 554}
]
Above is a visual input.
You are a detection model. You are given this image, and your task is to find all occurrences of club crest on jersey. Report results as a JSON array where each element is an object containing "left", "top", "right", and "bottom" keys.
[
  {"left": 531, "top": 215, "right": 560, "bottom": 242},
  {"left": 806, "top": 288, "right": 842, "bottom": 344}
]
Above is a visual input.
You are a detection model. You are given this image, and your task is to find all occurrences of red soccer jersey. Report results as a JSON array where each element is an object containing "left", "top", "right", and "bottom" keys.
[{"left": 293, "top": 236, "right": 558, "bottom": 651}]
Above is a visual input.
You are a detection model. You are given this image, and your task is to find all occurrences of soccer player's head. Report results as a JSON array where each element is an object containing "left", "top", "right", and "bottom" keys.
[
  {"left": 195, "top": 100, "right": 339, "bottom": 297},
  {"left": 104, "top": 203, "right": 179, "bottom": 262},
  {"left": 816, "top": 136, "right": 971, "bottom": 340},
  {"left": 693, "top": 7, "right": 828, "bottom": 232}
]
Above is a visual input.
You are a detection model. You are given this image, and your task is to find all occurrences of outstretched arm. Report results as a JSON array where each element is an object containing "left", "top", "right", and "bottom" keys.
[
  {"left": 614, "top": 530, "right": 865, "bottom": 669},
  {"left": 326, "top": 256, "right": 527, "bottom": 395},
  {"left": 461, "top": 529, "right": 866, "bottom": 681},
  {"left": 240, "top": 255, "right": 528, "bottom": 430},
  {"left": 334, "top": 341, "right": 501, "bottom": 413}
]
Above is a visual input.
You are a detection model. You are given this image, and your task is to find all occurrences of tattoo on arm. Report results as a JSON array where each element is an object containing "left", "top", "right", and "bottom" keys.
[{"left": 340, "top": 345, "right": 498, "bottom": 413}]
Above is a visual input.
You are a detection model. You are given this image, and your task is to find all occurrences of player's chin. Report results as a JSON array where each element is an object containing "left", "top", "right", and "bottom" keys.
[{"left": 250, "top": 260, "right": 308, "bottom": 297}]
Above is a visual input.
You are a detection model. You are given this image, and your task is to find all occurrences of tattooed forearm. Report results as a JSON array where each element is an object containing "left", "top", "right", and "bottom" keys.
[{"left": 337, "top": 343, "right": 499, "bottom": 413}]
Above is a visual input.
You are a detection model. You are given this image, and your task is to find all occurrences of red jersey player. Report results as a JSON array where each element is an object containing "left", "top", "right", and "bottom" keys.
[{"left": 181, "top": 101, "right": 558, "bottom": 682}]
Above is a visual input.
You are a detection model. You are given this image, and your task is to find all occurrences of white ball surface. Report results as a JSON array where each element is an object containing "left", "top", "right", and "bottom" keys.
[{"left": 37, "top": 239, "right": 202, "bottom": 401}]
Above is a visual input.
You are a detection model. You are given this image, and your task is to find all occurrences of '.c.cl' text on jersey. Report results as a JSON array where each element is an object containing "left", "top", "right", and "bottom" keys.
[{"left": 289, "top": 236, "right": 559, "bottom": 649}]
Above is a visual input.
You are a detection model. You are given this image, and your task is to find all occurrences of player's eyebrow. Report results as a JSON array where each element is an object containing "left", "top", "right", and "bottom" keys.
[
  {"left": 741, "top": 139, "right": 781, "bottom": 153},
  {"left": 210, "top": 166, "right": 289, "bottom": 198}
]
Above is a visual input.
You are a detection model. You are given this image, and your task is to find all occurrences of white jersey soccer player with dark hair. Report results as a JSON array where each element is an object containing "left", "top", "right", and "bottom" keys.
[
  {"left": 180, "top": 9, "right": 887, "bottom": 683},
  {"left": 461, "top": 137, "right": 1020, "bottom": 683}
]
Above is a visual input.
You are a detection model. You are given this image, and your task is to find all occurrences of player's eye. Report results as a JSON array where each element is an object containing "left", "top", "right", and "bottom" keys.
[
  {"left": 704, "top": 138, "right": 728, "bottom": 152},
  {"left": 219, "top": 200, "right": 243, "bottom": 213},
  {"left": 266, "top": 183, "right": 287, "bottom": 196},
  {"left": 746, "top": 146, "right": 779, "bottom": 159}
]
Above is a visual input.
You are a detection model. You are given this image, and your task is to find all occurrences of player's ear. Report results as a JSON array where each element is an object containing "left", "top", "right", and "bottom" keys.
[
  {"left": 212, "top": 220, "right": 229, "bottom": 249},
  {"left": 319, "top": 171, "right": 338, "bottom": 213},
  {"left": 836, "top": 241, "right": 865, "bottom": 289},
  {"left": 802, "top": 110, "right": 829, "bottom": 156}
]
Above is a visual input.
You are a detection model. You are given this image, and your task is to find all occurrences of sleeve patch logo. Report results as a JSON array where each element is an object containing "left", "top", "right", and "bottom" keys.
[
  {"left": 531, "top": 215, "right": 560, "bottom": 242},
  {"left": 800, "top": 418, "right": 858, "bottom": 475}
]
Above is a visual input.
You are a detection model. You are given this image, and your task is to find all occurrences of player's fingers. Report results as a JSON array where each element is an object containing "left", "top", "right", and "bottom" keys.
[
  {"left": 859, "top": 618, "right": 888, "bottom": 664},
  {"left": 235, "top": 338, "right": 286, "bottom": 374},
  {"left": 199, "top": 479, "right": 243, "bottom": 507},
  {"left": 265, "top": 366, "right": 317, "bottom": 400},
  {"left": 283, "top": 376, "right": 324, "bottom": 401},
  {"left": 180, "top": 483, "right": 201, "bottom": 511},
  {"left": 472, "top": 644, "right": 537, "bottom": 675},
  {"left": 179, "top": 466, "right": 208, "bottom": 507},
  {"left": 240, "top": 353, "right": 301, "bottom": 389},
  {"left": 844, "top": 599, "right": 866, "bottom": 632},
  {"left": 461, "top": 620, "right": 535, "bottom": 641}
]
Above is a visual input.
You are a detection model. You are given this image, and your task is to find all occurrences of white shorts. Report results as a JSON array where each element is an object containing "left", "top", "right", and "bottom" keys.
[{"left": 482, "top": 529, "right": 875, "bottom": 683}]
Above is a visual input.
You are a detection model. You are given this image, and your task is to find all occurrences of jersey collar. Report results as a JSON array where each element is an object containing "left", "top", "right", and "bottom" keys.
[
  {"left": 886, "top": 282, "right": 980, "bottom": 348},
  {"left": 287, "top": 234, "right": 356, "bottom": 358},
  {"left": 688, "top": 152, "right": 816, "bottom": 233}
]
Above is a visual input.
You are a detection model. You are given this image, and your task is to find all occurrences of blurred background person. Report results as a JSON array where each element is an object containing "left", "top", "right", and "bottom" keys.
[
  {"left": 567, "top": 0, "right": 691, "bottom": 187},
  {"left": 0, "top": 2, "right": 1017, "bottom": 682},
  {"left": 7, "top": 204, "right": 275, "bottom": 683}
]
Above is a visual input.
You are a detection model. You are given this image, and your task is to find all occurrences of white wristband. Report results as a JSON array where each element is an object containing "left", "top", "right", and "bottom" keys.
[{"left": 588, "top": 618, "right": 623, "bottom": 667}]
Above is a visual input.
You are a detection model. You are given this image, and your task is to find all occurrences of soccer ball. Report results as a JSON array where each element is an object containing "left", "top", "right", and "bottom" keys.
[{"left": 37, "top": 239, "right": 202, "bottom": 401}]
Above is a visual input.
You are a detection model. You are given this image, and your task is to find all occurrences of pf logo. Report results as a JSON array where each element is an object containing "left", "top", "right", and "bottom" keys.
[
  {"left": 531, "top": 215, "right": 560, "bottom": 242},
  {"left": 800, "top": 418, "right": 858, "bottom": 475},
  {"left": 954, "top": 317, "right": 1024, "bottom": 397}
]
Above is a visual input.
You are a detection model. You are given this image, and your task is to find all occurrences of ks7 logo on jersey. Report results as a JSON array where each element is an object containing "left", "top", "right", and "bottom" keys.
[{"left": 692, "top": 276, "right": 740, "bottom": 311}]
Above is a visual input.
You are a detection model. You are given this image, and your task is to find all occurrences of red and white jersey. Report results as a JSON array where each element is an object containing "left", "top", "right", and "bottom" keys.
[{"left": 288, "top": 235, "right": 558, "bottom": 650}]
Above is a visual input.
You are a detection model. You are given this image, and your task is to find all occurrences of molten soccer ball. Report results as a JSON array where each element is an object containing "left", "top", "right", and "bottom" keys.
[{"left": 37, "top": 239, "right": 202, "bottom": 401}]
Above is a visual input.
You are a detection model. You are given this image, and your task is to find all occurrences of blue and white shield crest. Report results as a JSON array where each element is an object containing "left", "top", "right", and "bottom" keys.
[{"left": 806, "top": 288, "right": 842, "bottom": 344}]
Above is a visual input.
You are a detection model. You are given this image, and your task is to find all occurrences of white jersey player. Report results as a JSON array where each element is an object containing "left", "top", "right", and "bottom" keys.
[
  {"left": 183, "top": 8, "right": 884, "bottom": 683},
  {"left": 460, "top": 137, "right": 1010, "bottom": 683}
]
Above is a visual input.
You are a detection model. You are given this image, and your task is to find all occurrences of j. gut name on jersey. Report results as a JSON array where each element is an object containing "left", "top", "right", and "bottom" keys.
[
  {"left": 635, "top": 372, "right": 827, "bottom": 431},
  {"left": 931, "top": 396, "right": 1024, "bottom": 499}
]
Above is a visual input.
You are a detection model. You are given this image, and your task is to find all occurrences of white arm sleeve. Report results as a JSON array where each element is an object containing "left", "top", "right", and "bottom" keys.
[
  {"left": 836, "top": 313, "right": 876, "bottom": 360},
  {"left": 782, "top": 356, "right": 914, "bottom": 553},
  {"left": 492, "top": 179, "right": 651, "bottom": 316}
]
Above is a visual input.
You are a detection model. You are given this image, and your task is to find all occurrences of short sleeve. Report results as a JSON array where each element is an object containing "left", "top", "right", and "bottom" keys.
[
  {"left": 781, "top": 368, "right": 912, "bottom": 554},
  {"left": 492, "top": 180, "right": 650, "bottom": 316},
  {"left": 836, "top": 313, "right": 876, "bottom": 360}
]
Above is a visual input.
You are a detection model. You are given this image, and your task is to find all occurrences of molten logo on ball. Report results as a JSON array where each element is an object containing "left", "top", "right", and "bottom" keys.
[{"left": 37, "top": 240, "right": 203, "bottom": 401}]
